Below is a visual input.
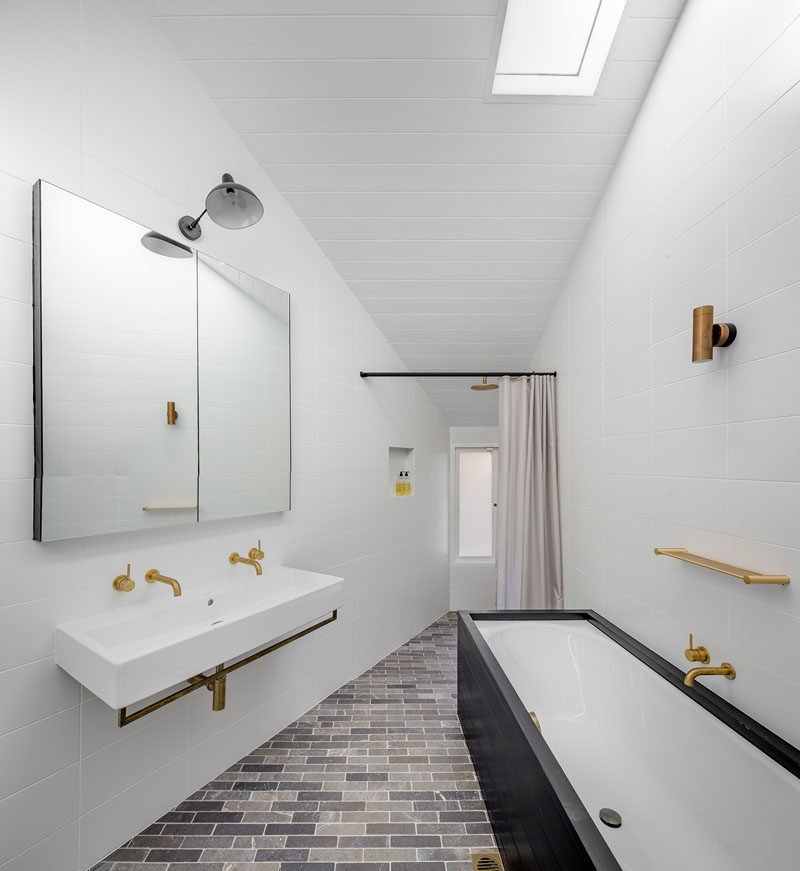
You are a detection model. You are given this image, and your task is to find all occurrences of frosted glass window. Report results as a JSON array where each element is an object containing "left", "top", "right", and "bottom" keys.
[{"left": 458, "top": 450, "right": 494, "bottom": 558}]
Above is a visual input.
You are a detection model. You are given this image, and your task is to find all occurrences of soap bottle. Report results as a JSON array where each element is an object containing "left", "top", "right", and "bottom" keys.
[
  {"left": 395, "top": 472, "right": 404, "bottom": 496},
  {"left": 403, "top": 471, "right": 411, "bottom": 495}
]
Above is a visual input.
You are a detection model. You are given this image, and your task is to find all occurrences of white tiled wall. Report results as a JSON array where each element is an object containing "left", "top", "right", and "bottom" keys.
[
  {"left": 534, "top": 0, "right": 800, "bottom": 749},
  {"left": 0, "top": 2, "right": 448, "bottom": 868}
]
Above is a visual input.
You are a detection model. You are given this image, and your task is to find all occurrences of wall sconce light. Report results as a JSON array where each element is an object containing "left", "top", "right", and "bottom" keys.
[
  {"left": 692, "top": 305, "right": 737, "bottom": 363},
  {"left": 178, "top": 173, "right": 264, "bottom": 241}
]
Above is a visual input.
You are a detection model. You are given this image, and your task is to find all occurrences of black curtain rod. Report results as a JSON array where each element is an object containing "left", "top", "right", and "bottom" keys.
[{"left": 360, "top": 371, "right": 556, "bottom": 378}]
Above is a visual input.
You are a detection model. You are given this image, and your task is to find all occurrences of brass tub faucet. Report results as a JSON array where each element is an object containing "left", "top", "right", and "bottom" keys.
[
  {"left": 684, "top": 662, "right": 736, "bottom": 687},
  {"left": 683, "top": 634, "right": 735, "bottom": 686},
  {"left": 145, "top": 569, "right": 182, "bottom": 597},
  {"left": 230, "top": 539, "right": 264, "bottom": 575}
]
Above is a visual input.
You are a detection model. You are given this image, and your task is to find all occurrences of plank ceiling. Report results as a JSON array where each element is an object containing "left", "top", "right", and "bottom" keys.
[{"left": 145, "top": 0, "right": 685, "bottom": 425}]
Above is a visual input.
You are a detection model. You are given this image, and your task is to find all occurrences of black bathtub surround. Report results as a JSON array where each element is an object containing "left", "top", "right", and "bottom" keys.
[
  {"left": 92, "top": 612, "right": 496, "bottom": 870},
  {"left": 457, "top": 610, "right": 800, "bottom": 871}
]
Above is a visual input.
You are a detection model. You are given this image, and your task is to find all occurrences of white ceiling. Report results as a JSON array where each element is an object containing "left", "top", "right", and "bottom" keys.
[{"left": 145, "top": 0, "right": 685, "bottom": 426}]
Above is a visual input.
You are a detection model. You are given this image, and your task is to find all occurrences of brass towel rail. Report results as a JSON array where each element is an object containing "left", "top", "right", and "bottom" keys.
[
  {"left": 117, "top": 609, "right": 338, "bottom": 727},
  {"left": 142, "top": 505, "right": 198, "bottom": 511},
  {"left": 654, "top": 548, "right": 790, "bottom": 585}
]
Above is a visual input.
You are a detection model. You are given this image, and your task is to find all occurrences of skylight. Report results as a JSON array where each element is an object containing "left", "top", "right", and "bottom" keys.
[{"left": 492, "top": 0, "right": 627, "bottom": 97}]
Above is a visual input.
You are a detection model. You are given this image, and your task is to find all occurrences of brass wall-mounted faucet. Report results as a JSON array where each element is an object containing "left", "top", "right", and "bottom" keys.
[
  {"left": 229, "top": 539, "right": 264, "bottom": 575},
  {"left": 684, "top": 662, "right": 736, "bottom": 687},
  {"left": 145, "top": 569, "right": 182, "bottom": 597},
  {"left": 112, "top": 564, "right": 135, "bottom": 592},
  {"left": 683, "top": 633, "right": 734, "bottom": 686}
]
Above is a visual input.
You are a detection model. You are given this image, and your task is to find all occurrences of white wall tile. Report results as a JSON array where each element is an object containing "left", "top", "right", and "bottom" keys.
[
  {"left": 536, "top": 0, "right": 800, "bottom": 749},
  {"left": 0, "top": 2, "right": 450, "bottom": 868}
]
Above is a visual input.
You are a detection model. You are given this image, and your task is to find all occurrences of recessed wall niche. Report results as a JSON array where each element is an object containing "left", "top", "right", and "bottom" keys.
[{"left": 388, "top": 446, "right": 415, "bottom": 497}]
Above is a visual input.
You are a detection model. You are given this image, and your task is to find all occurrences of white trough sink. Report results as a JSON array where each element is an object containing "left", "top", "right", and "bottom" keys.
[{"left": 55, "top": 565, "right": 343, "bottom": 709}]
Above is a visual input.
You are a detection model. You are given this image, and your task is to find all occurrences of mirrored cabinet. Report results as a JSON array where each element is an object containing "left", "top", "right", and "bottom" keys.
[{"left": 33, "top": 181, "right": 291, "bottom": 541}]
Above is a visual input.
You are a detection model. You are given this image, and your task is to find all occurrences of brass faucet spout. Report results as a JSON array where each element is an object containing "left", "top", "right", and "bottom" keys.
[
  {"left": 684, "top": 662, "right": 735, "bottom": 687},
  {"left": 229, "top": 554, "right": 262, "bottom": 575},
  {"left": 230, "top": 540, "right": 263, "bottom": 575},
  {"left": 144, "top": 569, "right": 182, "bottom": 597}
]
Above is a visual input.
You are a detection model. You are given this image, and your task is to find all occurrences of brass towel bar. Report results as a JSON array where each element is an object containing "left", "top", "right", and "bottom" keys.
[
  {"left": 141, "top": 505, "right": 198, "bottom": 511},
  {"left": 654, "top": 548, "right": 790, "bottom": 585},
  {"left": 117, "top": 609, "right": 337, "bottom": 727}
]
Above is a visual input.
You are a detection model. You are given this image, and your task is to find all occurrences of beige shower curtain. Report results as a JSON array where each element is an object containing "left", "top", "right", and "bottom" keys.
[{"left": 496, "top": 375, "right": 563, "bottom": 610}]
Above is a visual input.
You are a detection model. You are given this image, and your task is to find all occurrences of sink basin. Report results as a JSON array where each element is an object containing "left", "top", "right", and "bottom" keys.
[{"left": 55, "top": 565, "right": 343, "bottom": 709}]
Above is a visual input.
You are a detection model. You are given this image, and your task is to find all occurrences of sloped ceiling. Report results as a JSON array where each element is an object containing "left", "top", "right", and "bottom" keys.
[{"left": 144, "top": 0, "right": 685, "bottom": 425}]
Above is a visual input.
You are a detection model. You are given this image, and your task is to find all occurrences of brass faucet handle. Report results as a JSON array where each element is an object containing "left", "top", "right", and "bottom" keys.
[
  {"left": 685, "top": 634, "right": 710, "bottom": 664},
  {"left": 248, "top": 539, "right": 264, "bottom": 561},
  {"left": 112, "top": 563, "right": 135, "bottom": 592}
]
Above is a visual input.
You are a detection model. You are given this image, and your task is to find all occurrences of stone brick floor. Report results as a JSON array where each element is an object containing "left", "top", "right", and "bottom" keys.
[{"left": 92, "top": 612, "right": 497, "bottom": 870}]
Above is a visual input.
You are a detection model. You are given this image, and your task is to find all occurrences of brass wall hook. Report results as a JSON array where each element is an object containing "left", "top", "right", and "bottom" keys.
[
  {"left": 692, "top": 305, "right": 737, "bottom": 362},
  {"left": 112, "top": 563, "right": 135, "bottom": 592}
]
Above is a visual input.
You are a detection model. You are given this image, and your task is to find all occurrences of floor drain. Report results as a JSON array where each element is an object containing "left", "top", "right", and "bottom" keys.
[
  {"left": 471, "top": 853, "right": 503, "bottom": 871},
  {"left": 599, "top": 807, "right": 622, "bottom": 828}
]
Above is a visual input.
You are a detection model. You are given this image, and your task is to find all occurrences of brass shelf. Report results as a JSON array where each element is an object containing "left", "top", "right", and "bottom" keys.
[{"left": 654, "top": 548, "right": 790, "bottom": 585}]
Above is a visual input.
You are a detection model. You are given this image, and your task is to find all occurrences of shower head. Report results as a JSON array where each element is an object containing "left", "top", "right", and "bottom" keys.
[
  {"left": 140, "top": 230, "right": 193, "bottom": 259},
  {"left": 471, "top": 376, "right": 499, "bottom": 391}
]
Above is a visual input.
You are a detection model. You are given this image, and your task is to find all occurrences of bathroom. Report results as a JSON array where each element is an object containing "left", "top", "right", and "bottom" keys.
[{"left": 2, "top": 0, "right": 800, "bottom": 869}]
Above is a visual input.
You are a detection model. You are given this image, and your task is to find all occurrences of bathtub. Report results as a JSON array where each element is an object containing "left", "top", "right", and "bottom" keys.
[{"left": 457, "top": 611, "right": 800, "bottom": 871}]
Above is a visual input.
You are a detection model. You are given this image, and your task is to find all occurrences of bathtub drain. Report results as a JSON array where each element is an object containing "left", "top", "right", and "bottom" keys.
[{"left": 599, "top": 807, "right": 622, "bottom": 828}]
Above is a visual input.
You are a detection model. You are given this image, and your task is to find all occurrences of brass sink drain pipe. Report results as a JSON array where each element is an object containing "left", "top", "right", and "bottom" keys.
[{"left": 117, "top": 610, "right": 337, "bottom": 727}]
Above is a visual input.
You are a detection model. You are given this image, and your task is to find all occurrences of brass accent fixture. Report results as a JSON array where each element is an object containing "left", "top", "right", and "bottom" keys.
[
  {"left": 684, "top": 661, "right": 736, "bottom": 687},
  {"left": 144, "top": 568, "right": 182, "bottom": 597},
  {"left": 142, "top": 505, "right": 198, "bottom": 511},
  {"left": 112, "top": 563, "right": 135, "bottom": 592},
  {"left": 654, "top": 548, "right": 790, "bottom": 585},
  {"left": 471, "top": 853, "right": 503, "bottom": 871},
  {"left": 471, "top": 376, "right": 499, "bottom": 391},
  {"left": 692, "top": 305, "right": 737, "bottom": 362},
  {"left": 528, "top": 710, "right": 543, "bottom": 733},
  {"left": 117, "top": 609, "right": 337, "bottom": 726},
  {"left": 684, "top": 634, "right": 710, "bottom": 664},
  {"left": 187, "top": 665, "right": 225, "bottom": 708},
  {"left": 166, "top": 401, "right": 179, "bottom": 425},
  {"left": 230, "top": 539, "right": 264, "bottom": 575}
]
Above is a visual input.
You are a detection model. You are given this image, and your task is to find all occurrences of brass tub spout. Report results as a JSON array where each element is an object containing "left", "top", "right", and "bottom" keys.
[{"left": 684, "top": 662, "right": 735, "bottom": 687}]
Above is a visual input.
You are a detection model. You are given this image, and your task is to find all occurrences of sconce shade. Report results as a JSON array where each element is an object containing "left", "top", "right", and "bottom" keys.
[
  {"left": 205, "top": 174, "right": 264, "bottom": 229},
  {"left": 178, "top": 173, "right": 264, "bottom": 240},
  {"left": 692, "top": 305, "right": 737, "bottom": 363},
  {"left": 140, "top": 230, "right": 193, "bottom": 259}
]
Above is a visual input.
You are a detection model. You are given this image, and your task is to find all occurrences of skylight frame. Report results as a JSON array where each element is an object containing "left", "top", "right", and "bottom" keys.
[{"left": 486, "top": 0, "right": 629, "bottom": 99}]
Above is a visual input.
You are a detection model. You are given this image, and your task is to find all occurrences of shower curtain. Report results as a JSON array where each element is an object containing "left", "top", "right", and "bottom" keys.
[{"left": 496, "top": 375, "right": 563, "bottom": 609}]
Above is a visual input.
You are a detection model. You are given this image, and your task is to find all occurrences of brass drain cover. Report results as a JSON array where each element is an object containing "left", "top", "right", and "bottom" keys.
[{"left": 471, "top": 853, "right": 503, "bottom": 871}]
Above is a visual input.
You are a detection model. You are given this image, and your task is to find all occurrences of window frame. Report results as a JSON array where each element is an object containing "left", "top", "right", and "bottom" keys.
[{"left": 451, "top": 444, "right": 498, "bottom": 565}]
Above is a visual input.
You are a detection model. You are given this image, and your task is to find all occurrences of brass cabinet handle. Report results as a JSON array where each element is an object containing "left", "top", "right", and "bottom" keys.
[{"left": 167, "top": 401, "right": 178, "bottom": 425}]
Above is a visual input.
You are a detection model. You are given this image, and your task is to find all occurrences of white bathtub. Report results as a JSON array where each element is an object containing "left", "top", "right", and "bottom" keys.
[{"left": 476, "top": 618, "right": 800, "bottom": 871}]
